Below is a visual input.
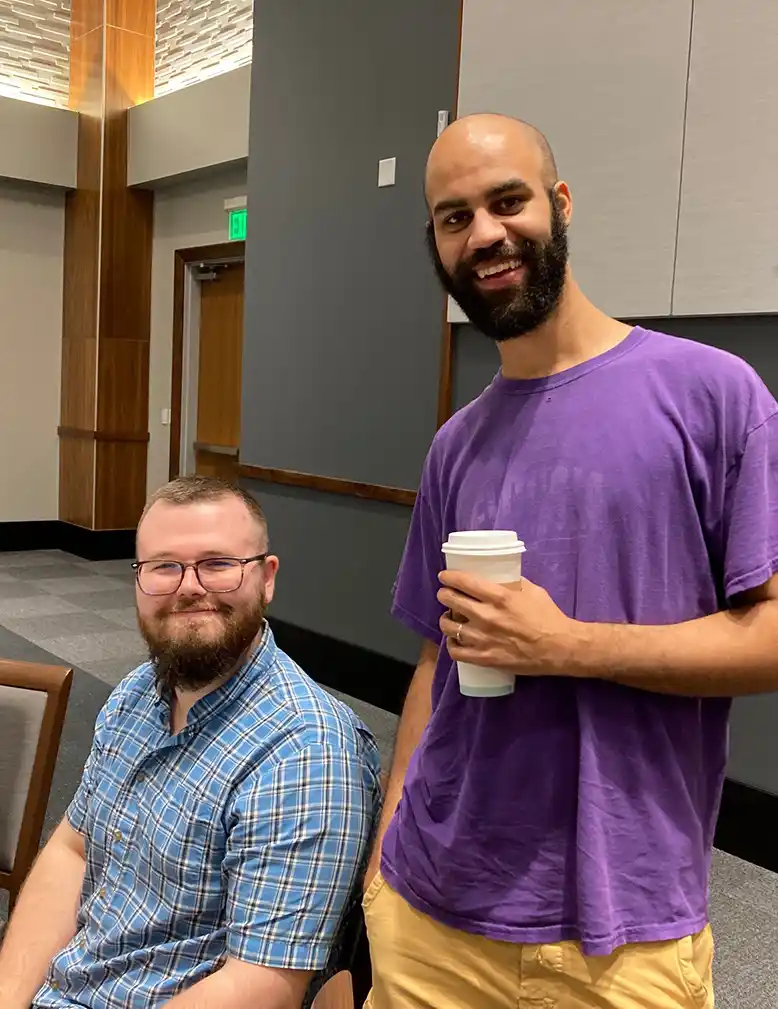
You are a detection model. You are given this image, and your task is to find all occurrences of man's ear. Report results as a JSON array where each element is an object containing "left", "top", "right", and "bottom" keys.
[{"left": 551, "top": 181, "right": 573, "bottom": 224}]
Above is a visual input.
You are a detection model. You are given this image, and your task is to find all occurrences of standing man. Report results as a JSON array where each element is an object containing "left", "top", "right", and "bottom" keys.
[
  {"left": 0, "top": 476, "right": 380, "bottom": 1009},
  {"left": 363, "top": 113, "right": 778, "bottom": 1008}
]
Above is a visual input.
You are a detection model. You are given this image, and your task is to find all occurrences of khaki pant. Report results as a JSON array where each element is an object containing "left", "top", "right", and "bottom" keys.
[{"left": 363, "top": 872, "right": 714, "bottom": 1009}]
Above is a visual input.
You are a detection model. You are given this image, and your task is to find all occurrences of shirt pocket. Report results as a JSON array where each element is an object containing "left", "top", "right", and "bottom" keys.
[{"left": 136, "top": 782, "right": 228, "bottom": 924}]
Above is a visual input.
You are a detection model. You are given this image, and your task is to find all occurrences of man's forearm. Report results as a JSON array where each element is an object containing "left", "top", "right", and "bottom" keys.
[
  {"left": 568, "top": 598, "right": 778, "bottom": 696},
  {"left": 163, "top": 960, "right": 311, "bottom": 1009},
  {"left": 0, "top": 825, "right": 84, "bottom": 1007},
  {"left": 366, "top": 641, "right": 435, "bottom": 878}
]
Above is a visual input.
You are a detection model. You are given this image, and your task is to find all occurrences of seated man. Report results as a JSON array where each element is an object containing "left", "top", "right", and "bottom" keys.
[{"left": 0, "top": 476, "right": 381, "bottom": 1009}]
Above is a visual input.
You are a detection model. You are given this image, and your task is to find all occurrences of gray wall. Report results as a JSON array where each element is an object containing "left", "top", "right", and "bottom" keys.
[
  {"left": 254, "top": 484, "right": 418, "bottom": 663},
  {"left": 242, "top": 0, "right": 460, "bottom": 661}
]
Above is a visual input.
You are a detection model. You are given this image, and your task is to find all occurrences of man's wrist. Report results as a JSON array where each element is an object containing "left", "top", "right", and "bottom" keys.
[{"left": 545, "top": 616, "right": 599, "bottom": 677}]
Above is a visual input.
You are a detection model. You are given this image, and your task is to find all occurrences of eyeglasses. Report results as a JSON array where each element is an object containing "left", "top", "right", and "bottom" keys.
[{"left": 132, "top": 555, "right": 268, "bottom": 596}]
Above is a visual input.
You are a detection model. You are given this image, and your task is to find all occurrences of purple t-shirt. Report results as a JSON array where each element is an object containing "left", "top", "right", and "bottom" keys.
[{"left": 382, "top": 326, "right": 778, "bottom": 956}]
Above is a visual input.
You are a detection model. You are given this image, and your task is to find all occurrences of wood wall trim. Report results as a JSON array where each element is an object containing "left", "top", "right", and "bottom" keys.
[
  {"left": 61, "top": 0, "right": 155, "bottom": 532},
  {"left": 193, "top": 442, "right": 239, "bottom": 457},
  {"left": 434, "top": 0, "right": 464, "bottom": 430},
  {"left": 436, "top": 312, "right": 454, "bottom": 429},
  {"left": 238, "top": 464, "right": 417, "bottom": 507},
  {"left": 169, "top": 241, "right": 246, "bottom": 480},
  {"left": 177, "top": 243, "right": 246, "bottom": 266},
  {"left": 58, "top": 426, "right": 150, "bottom": 443}
]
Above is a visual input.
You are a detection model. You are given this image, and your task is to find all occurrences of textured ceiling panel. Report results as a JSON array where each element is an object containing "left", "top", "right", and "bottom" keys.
[
  {"left": 0, "top": 0, "right": 71, "bottom": 107},
  {"left": 155, "top": 0, "right": 253, "bottom": 97}
]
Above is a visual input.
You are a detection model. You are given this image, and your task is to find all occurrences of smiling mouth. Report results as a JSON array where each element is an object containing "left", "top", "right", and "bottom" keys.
[{"left": 474, "top": 258, "right": 523, "bottom": 280}]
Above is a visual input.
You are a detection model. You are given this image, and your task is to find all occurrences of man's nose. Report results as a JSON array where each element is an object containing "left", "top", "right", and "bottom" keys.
[
  {"left": 178, "top": 565, "right": 206, "bottom": 596},
  {"left": 467, "top": 208, "right": 508, "bottom": 251}
]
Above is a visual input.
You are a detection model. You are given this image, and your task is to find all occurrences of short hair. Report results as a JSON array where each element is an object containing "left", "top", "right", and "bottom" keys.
[{"left": 139, "top": 475, "right": 268, "bottom": 544}]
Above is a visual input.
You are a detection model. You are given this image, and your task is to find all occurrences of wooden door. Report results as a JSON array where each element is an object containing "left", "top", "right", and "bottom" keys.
[{"left": 194, "top": 262, "right": 244, "bottom": 480}]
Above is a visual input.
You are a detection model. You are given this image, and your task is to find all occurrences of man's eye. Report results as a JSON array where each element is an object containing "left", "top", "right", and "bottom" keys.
[
  {"left": 443, "top": 211, "right": 470, "bottom": 229},
  {"left": 495, "top": 196, "right": 524, "bottom": 214},
  {"left": 201, "top": 559, "right": 234, "bottom": 571}
]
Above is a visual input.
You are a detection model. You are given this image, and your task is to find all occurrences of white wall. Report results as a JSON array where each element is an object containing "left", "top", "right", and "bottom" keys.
[
  {"left": 0, "top": 181, "right": 64, "bottom": 520},
  {"left": 672, "top": 0, "right": 778, "bottom": 315},
  {"left": 458, "top": 0, "right": 691, "bottom": 319},
  {"left": 129, "top": 67, "right": 250, "bottom": 187},
  {"left": 0, "top": 95, "right": 77, "bottom": 189},
  {"left": 148, "top": 165, "right": 249, "bottom": 494}
]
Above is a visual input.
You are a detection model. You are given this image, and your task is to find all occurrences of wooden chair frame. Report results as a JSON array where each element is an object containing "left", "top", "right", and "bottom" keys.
[{"left": 0, "top": 660, "right": 73, "bottom": 913}]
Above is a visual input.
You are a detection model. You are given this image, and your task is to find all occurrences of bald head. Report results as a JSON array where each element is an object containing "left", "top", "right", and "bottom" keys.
[
  {"left": 422, "top": 112, "right": 571, "bottom": 343},
  {"left": 426, "top": 113, "right": 558, "bottom": 204}
]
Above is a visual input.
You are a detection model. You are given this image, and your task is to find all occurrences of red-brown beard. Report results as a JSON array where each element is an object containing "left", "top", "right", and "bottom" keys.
[{"left": 138, "top": 590, "right": 268, "bottom": 692}]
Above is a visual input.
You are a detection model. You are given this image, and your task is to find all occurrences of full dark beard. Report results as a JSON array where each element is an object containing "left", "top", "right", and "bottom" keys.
[
  {"left": 427, "top": 191, "right": 569, "bottom": 342},
  {"left": 139, "top": 591, "right": 267, "bottom": 693}
]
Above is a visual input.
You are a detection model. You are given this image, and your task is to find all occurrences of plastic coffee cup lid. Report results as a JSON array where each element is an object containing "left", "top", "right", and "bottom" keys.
[{"left": 442, "top": 530, "right": 526, "bottom": 555}]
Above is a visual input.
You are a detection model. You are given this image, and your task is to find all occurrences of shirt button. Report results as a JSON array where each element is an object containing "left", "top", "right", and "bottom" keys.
[
  {"left": 99, "top": 887, "right": 107, "bottom": 899},
  {"left": 51, "top": 981, "right": 60, "bottom": 991},
  {"left": 137, "top": 772, "right": 146, "bottom": 782},
  {"left": 114, "top": 830, "right": 122, "bottom": 842}
]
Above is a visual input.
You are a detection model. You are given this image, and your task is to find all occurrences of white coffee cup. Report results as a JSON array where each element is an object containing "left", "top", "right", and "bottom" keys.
[{"left": 441, "top": 530, "right": 526, "bottom": 698}]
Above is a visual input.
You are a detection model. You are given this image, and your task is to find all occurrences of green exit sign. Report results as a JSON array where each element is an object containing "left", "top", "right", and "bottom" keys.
[{"left": 228, "top": 207, "right": 247, "bottom": 241}]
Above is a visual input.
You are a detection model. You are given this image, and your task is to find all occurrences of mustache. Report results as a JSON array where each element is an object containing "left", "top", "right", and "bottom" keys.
[
  {"left": 461, "top": 240, "right": 536, "bottom": 273},
  {"left": 165, "top": 601, "right": 229, "bottom": 615}
]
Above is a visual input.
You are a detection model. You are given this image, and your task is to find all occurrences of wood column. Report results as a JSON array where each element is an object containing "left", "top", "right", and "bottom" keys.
[{"left": 60, "top": 0, "right": 155, "bottom": 530}]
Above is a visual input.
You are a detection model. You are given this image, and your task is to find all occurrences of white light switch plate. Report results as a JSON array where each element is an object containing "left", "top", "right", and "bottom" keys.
[
  {"left": 378, "top": 157, "right": 396, "bottom": 187},
  {"left": 161, "top": 408, "right": 172, "bottom": 426}
]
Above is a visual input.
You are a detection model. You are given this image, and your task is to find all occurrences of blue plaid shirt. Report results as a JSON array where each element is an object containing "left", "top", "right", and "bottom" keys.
[{"left": 34, "top": 626, "right": 381, "bottom": 1008}]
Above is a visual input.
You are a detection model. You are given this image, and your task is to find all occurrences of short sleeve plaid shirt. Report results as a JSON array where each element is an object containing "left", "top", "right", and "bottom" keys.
[{"left": 33, "top": 626, "right": 381, "bottom": 1008}]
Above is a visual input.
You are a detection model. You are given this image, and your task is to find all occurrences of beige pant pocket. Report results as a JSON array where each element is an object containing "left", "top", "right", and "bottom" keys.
[
  {"left": 362, "top": 869, "right": 388, "bottom": 913},
  {"left": 676, "top": 932, "right": 712, "bottom": 1008}
]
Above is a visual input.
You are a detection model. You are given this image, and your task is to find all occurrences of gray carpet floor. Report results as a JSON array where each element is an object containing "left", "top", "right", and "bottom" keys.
[{"left": 0, "top": 550, "right": 776, "bottom": 1007}]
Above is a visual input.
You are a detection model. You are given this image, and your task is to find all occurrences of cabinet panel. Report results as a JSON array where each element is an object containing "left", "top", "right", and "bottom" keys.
[{"left": 458, "top": 0, "right": 692, "bottom": 319}]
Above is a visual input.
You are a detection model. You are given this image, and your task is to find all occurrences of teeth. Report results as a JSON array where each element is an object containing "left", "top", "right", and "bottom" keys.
[{"left": 476, "top": 259, "right": 521, "bottom": 279}]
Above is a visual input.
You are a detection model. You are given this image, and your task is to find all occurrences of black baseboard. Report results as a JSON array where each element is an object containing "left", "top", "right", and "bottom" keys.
[
  {"left": 0, "top": 520, "right": 135, "bottom": 561},
  {"left": 0, "top": 520, "right": 62, "bottom": 553},
  {"left": 714, "top": 778, "right": 778, "bottom": 873},
  {"left": 269, "top": 618, "right": 413, "bottom": 716},
  {"left": 270, "top": 617, "right": 778, "bottom": 874}
]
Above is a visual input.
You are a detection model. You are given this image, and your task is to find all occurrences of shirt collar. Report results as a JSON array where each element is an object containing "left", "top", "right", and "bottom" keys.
[{"left": 151, "top": 622, "right": 277, "bottom": 729}]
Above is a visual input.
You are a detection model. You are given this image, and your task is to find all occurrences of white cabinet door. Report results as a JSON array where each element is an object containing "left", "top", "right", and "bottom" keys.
[
  {"left": 457, "top": 0, "right": 692, "bottom": 319},
  {"left": 673, "top": 2, "right": 778, "bottom": 316}
]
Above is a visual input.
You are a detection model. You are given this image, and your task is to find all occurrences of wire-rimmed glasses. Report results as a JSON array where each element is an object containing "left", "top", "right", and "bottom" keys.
[{"left": 132, "top": 555, "right": 268, "bottom": 596}]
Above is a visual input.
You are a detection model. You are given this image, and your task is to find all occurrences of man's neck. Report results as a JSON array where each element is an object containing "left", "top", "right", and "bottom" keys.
[
  {"left": 170, "top": 627, "right": 264, "bottom": 734},
  {"left": 496, "top": 278, "right": 632, "bottom": 381},
  {"left": 171, "top": 677, "right": 227, "bottom": 735}
]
